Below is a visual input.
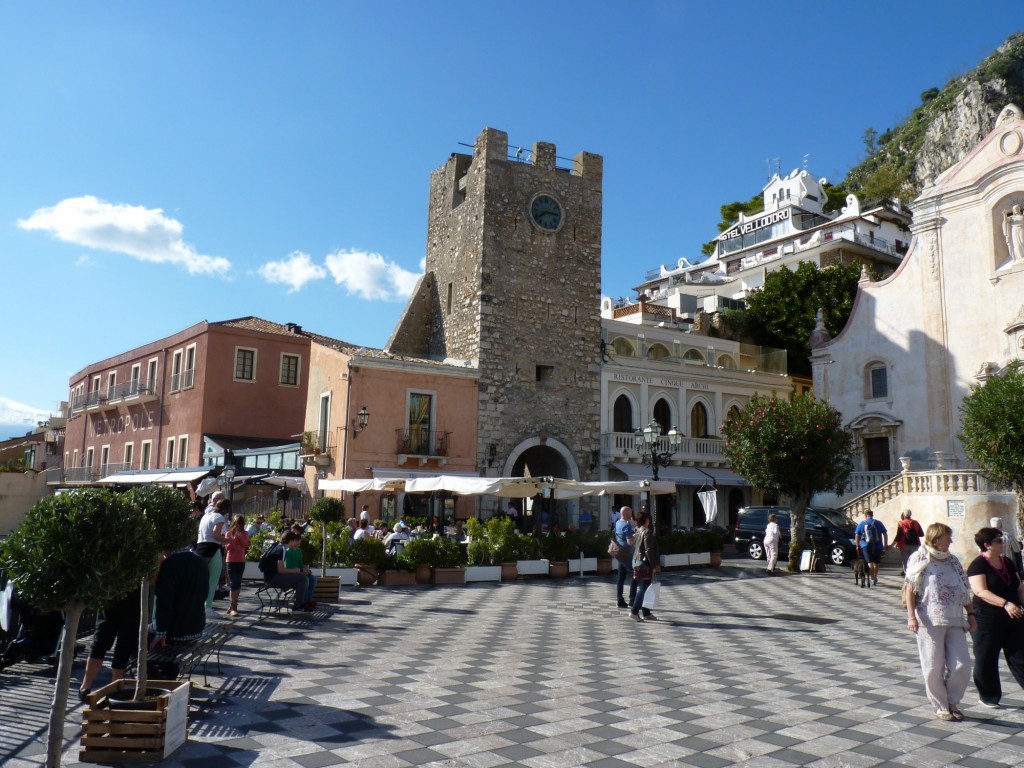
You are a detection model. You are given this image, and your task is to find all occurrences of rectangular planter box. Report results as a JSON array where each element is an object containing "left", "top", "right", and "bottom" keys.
[
  {"left": 378, "top": 569, "right": 417, "bottom": 586},
  {"left": 324, "top": 567, "right": 359, "bottom": 586},
  {"left": 689, "top": 552, "right": 711, "bottom": 566},
  {"left": 661, "top": 553, "right": 691, "bottom": 568},
  {"left": 80, "top": 679, "right": 190, "bottom": 763},
  {"left": 516, "top": 559, "right": 550, "bottom": 576},
  {"left": 313, "top": 575, "right": 340, "bottom": 602},
  {"left": 243, "top": 562, "right": 263, "bottom": 580},
  {"left": 465, "top": 565, "right": 502, "bottom": 582},
  {"left": 567, "top": 557, "right": 598, "bottom": 574},
  {"left": 432, "top": 567, "right": 466, "bottom": 585}
]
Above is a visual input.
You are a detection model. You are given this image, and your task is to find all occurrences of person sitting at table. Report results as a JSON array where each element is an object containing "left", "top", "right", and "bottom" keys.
[
  {"left": 451, "top": 520, "right": 466, "bottom": 542},
  {"left": 384, "top": 522, "right": 411, "bottom": 553}
]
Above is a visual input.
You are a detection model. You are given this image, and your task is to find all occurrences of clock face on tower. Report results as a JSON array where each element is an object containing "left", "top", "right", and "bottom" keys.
[{"left": 529, "top": 193, "right": 563, "bottom": 232}]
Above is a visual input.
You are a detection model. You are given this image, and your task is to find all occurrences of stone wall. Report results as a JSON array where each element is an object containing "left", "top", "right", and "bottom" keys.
[{"left": 0, "top": 471, "right": 48, "bottom": 534}]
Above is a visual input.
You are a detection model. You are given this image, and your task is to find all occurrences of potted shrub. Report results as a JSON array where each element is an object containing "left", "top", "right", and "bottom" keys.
[
  {"left": 431, "top": 537, "right": 466, "bottom": 584},
  {"left": 588, "top": 530, "right": 614, "bottom": 574},
  {"left": 348, "top": 537, "right": 386, "bottom": 586},
  {"left": 464, "top": 519, "right": 502, "bottom": 582},
  {"left": 403, "top": 537, "right": 437, "bottom": 584},
  {"left": 541, "top": 533, "right": 577, "bottom": 578},
  {"left": 488, "top": 516, "right": 521, "bottom": 581},
  {"left": 0, "top": 488, "right": 160, "bottom": 768},
  {"left": 658, "top": 530, "right": 693, "bottom": 569},
  {"left": 516, "top": 531, "right": 549, "bottom": 576},
  {"left": 378, "top": 552, "right": 417, "bottom": 586}
]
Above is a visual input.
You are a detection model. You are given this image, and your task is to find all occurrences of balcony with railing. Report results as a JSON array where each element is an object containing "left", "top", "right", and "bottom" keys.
[
  {"left": 103, "top": 380, "right": 159, "bottom": 405},
  {"left": 63, "top": 466, "right": 98, "bottom": 483},
  {"left": 395, "top": 428, "right": 451, "bottom": 465},
  {"left": 603, "top": 431, "right": 725, "bottom": 464},
  {"left": 169, "top": 368, "right": 195, "bottom": 392},
  {"left": 300, "top": 436, "right": 334, "bottom": 467}
]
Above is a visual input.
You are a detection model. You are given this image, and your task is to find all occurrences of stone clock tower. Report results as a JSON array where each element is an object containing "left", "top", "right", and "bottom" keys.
[{"left": 389, "top": 127, "right": 603, "bottom": 485}]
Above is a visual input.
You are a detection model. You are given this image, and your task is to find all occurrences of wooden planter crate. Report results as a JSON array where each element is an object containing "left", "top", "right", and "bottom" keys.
[
  {"left": 80, "top": 679, "right": 190, "bottom": 763},
  {"left": 432, "top": 567, "right": 465, "bottom": 585},
  {"left": 378, "top": 569, "right": 417, "bottom": 586},
  {"left": 313, "top": 575, "right": 340, "bottom": 602}
]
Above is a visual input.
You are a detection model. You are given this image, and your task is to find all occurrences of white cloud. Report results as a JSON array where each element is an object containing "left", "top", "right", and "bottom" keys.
[
  {"left": 18, "top": 195, "right": 231, "bottom": 276},
  {"left": 324, "top": 249, "right": 421, "bottom": 301},
  {"left": 257, "top": 251, "right": 327, "bottom": 293},
  {"left": 74, "top": 254, "right": 95, "bottom": 268},
  {"left": 0, "top": 396, "right": 50, "bottom": 428}
]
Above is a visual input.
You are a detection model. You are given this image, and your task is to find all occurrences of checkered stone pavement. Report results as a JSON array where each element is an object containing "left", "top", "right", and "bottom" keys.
[{"left": 7, "top": 564, "right": 1024, "bottom": 767}]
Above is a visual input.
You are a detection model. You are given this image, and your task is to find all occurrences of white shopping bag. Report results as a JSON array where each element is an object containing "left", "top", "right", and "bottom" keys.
[{"left": 642, "top": 582, "right": 661, "bottom": 609}]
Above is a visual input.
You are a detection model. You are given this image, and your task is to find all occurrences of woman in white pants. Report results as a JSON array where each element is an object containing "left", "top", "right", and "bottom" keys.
[
  {"left": 764, "top": 514, "right": 781, "bottom": 574},
  {"left": 905, "top": 522, "right": 976, "bottom": 721}
]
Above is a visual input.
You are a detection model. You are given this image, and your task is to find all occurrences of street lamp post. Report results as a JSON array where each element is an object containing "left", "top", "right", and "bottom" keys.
[
  {"left": 220, "top": 463, "right": 236, "bottom": 502},
  {"left": 633, "top": 421, "right": 682, "bottom": 529}
]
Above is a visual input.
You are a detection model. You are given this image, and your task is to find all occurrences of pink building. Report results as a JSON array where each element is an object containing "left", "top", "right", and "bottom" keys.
[{"left": 302, "top": 342, "right": 479, "bottom": 523}]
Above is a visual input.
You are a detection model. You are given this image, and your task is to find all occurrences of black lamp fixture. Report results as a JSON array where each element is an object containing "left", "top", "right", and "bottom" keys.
[
  {"left": 487, "top": 443, "right": 497, "bottom": 467},
  {"left": 589, "top": 448, "right": 600, "bottom": 471},
  {"left": 632, "top": 420, "right": 681, "bottom": 482},
  {"left": 353, "top": 406, "right": 370, "bottom": 435}
]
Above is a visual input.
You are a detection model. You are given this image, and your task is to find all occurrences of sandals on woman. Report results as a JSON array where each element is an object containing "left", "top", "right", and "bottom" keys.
[
  {"left": 935, "top": 709, "right": 955, "bottom": 721},
  {"left": 948, "top": 705, "right": 965, "bottom": 721}
]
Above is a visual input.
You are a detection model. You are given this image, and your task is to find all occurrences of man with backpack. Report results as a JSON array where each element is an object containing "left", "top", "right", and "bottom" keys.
[
  {"left": 894, "top": 509, "right": 925, "bottom": 576},
  {"left": 854, "top": 509, "right": 889, "bottom": 587}
]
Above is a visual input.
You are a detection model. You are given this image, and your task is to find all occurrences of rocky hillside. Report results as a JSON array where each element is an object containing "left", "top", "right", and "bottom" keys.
[{"left": 842, "top": 32, "right": 1024, "bottom": 202}]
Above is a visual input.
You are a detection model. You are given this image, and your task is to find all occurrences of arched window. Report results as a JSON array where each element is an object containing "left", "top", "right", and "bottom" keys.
[
  {"left": 717, "top": 354, "right": 737, "bottom": 369},
  {"left": 653, "top": 399, "right": 672, "bottom": 434},
  {"left": 690, "top": 402, "right": 709, "bottom": 438},
  {"left": 613, "top": 394, "right": 633, "bottom": 433},
  {"left": 683, "top": 348, "right": 704, "bottom": 364},
  {"left": 728, "top": 404, "right": 741, "bottom": 424},
  {"left": 611, "top": 337, "right": 635, "bottom": 356},
  {"left": 648, "top": 343, "right": 670, "bottom": 360}
]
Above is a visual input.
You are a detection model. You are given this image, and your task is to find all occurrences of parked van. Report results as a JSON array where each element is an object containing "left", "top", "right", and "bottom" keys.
[{"left": 733, "top": 506, "right": 858, "bottom": 566}]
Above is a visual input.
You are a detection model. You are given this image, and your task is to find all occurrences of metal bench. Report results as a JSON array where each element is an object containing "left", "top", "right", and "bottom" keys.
[
  {"left": 254, "top": 584, "right": 296, "bottom": 619},
  {"left": 129, "top": 622, "right": 231, "bottom": 687}
]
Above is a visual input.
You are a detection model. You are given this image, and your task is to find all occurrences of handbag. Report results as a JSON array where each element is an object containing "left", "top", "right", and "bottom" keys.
[
  {"left": 642, "top": 581, "right": 661, "bottom": 609},
  {"left": 607, "top": 539, "right": 621, "bottom": 559},
  {"left": 633, "top": 565, "right": 652, "bottom": 581}
]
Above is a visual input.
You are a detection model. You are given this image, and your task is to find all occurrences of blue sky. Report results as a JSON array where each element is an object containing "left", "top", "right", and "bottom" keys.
[{"left": 0, "top": 2, "right": 1018, "bottom": 438}]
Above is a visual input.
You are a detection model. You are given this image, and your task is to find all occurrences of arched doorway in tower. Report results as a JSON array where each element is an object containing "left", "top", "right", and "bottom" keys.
[{"left": 512, "top": 444, "right": 571, "bottom": 532}]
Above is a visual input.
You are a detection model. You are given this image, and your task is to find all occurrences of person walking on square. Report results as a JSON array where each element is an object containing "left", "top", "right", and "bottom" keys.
[
  {"left": 905, "top": 523, "right": 975, "bottom": 721},
  {"left": 613, "top": 506, "right": 636, "bottom": 610},
  {"left": 989, "top": 516, "right": 1023, "bottom": 579},
  {"left": 855, "top": 510, "right": 888, "bottom": 587},
  {"left": 629, "top": 510, "right": 659, "bottom": 622},
  {"left": 895, "top": 510, "right": 925, "bottom": 576},
  {"left": 764, "top": 513, "right": 781, "bottom": 575},
  {"left": 967, "top": 527, "right": 1024, "bottom": 709}
]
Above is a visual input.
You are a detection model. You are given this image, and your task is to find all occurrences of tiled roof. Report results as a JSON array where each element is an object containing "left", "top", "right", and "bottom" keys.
[{"left": 212, "top": 316, "right": 356, "bottom": 351}]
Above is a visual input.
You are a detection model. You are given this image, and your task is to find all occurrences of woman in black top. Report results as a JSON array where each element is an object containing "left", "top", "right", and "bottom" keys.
[{"left": 967, "top": 527, "right": 1024, "bottom": 708}]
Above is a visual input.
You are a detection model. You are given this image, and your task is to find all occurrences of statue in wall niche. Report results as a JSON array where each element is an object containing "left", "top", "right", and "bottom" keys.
[{"left": 1003, "top": 204, "right": 1024, "bottom": 263}]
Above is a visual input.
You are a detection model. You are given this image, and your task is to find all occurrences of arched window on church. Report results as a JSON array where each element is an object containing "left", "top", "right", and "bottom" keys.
[
  {"left": 683, "top": 348, "right": 704, "bottom": 365},
  {"left": 717, "top": 354, "right": 737, "bottom": 369},
  {"left": 690, "top": 402, "right": 709, "bottom": 438},
  {"left": 653, "top": 399, "right": 672, "bottom": 435},
  {"left": 613, "top": 395, "right": 633, "bottom": 433}
]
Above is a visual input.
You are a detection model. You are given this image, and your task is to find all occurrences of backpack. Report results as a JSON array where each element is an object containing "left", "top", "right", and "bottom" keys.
[
  {"left": 258, "top": 542, "right": 282, "bottom": 575},
  {"left": 863, "top": 520, "right": 876, "bottom": 546},
  {"left": 904, "top": 524, "right": 920, "bottom": 547}
]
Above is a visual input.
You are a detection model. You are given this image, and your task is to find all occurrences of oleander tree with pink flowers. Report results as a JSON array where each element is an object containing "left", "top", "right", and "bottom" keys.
[{"left": 722, "top": 392, "right": 855, "bottom": 571}]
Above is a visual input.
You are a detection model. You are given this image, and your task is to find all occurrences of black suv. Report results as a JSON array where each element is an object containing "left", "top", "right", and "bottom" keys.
[{"left": 733, "top": 506, "right": 858, "bottom": 566}]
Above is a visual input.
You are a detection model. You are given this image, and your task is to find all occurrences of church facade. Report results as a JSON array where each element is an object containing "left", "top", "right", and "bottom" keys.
[{"left": 811, "top": 105, "right": 1024, "bottom": 549}]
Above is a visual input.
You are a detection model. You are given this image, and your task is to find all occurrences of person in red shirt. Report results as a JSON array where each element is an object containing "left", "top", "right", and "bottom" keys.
[{"left": 895, "top": 509, "right": 925, "bottom": 576}]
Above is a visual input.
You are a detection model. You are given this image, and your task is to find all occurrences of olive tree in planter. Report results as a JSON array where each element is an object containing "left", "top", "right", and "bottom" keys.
[
  {"left": 487, "top": 516, "right": 521, "bottom": 581},
  {"left": 307, "top": 497, "right": 345, "bottom": 577},
  {"left": 0, "top": 489, "right": 158, "bottom": 768},
  {"left": 123, "top": 485, "right": 194, "bottom": 702}
]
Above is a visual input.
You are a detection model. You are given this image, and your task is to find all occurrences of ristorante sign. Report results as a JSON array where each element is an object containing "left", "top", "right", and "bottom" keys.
[{"left": 718, "top": 208, "right": 790, "bottom": 241}]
